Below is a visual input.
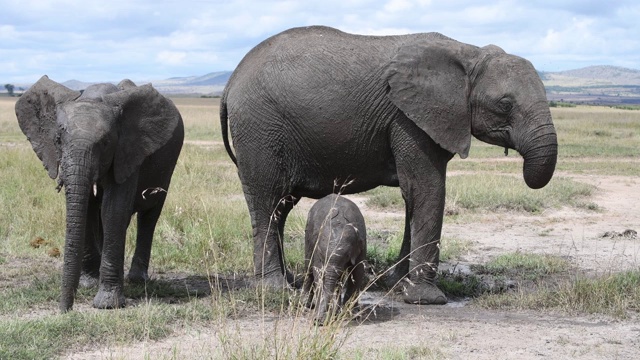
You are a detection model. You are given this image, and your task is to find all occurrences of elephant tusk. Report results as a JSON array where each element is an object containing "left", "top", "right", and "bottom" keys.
[{"left": 141, "top": 187, "right": 167, "bottom": 200}]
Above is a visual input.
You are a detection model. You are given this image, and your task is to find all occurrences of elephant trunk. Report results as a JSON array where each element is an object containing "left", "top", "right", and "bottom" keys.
[
  {"left": 59, "top": 156, "right": 94, "bottom": 312},
  {"left": 520, "top": 123, "right": 558, "bottom": 189}
]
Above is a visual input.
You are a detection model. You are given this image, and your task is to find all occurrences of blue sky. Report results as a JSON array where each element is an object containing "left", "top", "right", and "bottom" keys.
[{"left": 2, "top": 0, "right": 639, "bottom": 84}]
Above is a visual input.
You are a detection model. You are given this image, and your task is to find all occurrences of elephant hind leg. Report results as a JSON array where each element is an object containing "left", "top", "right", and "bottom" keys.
[
  {"left": 127, "top": 200, "right": 166, "bottom": 283},
  {"left": 243, "top": 188, "right": 296, "bottom": 287}
]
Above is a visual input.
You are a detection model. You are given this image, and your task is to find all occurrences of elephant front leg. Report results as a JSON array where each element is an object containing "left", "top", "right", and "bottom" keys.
[
  {"left": 400, "top": 181, "right": 448, "bottom": 305},
  {"left": 391, "top": 120, "right": 451, "bottom": 305},
  {"left": 93, "top": 176, "right": 137, "bottom": 309},
  {"left": 80, "top": 190, "right": 103, "bottom": 288},
  {"left": 313, "top": 267, "right": 335, "bottom": 326},
  {"left": 342, "top": 259, "right": 365, "bottom": 318}
]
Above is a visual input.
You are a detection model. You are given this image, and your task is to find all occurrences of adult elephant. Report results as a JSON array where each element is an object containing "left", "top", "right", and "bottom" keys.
[
  {"left": 220, "top": 26, "right": 557, "bottom": 304},
  {"left": 16, "top": 76, "right": 184, "bottom": 312}
]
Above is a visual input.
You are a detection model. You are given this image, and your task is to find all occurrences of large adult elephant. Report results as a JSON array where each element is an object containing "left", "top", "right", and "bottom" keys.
[
  {"left": 16, "top": 76, "right": 184, "bottom": 312},
  {"left": 220, "top": 26, "right": 557, "bottom": 304}
]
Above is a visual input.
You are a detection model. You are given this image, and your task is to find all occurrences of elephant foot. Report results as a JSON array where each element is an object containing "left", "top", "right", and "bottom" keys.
[
  {"left": 253, "top": 272, "right": 290, "bottom": 290},
  {"left": 253, "top": 269, "right": 299, "bottom": 290},
  {"left": 126, "top": 267, "right": 149, "bottom": 283},
  {"left": 79, "top": 272, "right": 99, "bottom": 288},
  {"left": 93, "top": 285, "right": 126, "bottom": 309},
  {"left": 403, "top": 281, "right": 447, "bottom": 305},
  {"left": 382, "top": 268, "right": 407, "bottom": 289}
]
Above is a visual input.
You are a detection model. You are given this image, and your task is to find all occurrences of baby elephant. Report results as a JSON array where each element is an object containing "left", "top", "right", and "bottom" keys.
[{"left": 303, "top": 194, "right": 367, "bottom": 325}]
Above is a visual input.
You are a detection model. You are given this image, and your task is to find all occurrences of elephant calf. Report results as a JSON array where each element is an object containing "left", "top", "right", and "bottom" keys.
[
  {"left": 303, "top": 194, "right": 367, "bottom": 325},
  {"left": 16, "top": 76, "right": 184, "bottom": 312}
]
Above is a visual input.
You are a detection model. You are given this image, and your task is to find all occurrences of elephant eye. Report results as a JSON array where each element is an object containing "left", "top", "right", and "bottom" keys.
[{"left": 497, "top": 98, "right": 513, "bottom": 113}]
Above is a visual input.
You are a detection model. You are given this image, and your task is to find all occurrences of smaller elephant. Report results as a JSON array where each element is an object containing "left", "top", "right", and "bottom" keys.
[
  {"left": 303, "top": 194, "right": 367, "bottom": 325},
  {"left": 16, "top": 76, "right": 184, "bottom": 312}
]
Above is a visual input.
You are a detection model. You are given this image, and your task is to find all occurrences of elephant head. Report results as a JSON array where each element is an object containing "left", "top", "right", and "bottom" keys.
[
  {"left": 385, "top": 38, "right": 557, "bottom": 189},
  {"left": 16, "top": 75, "right": 182, "bottom": 311}
]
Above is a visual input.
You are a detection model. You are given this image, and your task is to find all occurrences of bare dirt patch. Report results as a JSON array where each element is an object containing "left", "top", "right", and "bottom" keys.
[{"left": 65, "top": 174, "right": 640, "bottom": 359}]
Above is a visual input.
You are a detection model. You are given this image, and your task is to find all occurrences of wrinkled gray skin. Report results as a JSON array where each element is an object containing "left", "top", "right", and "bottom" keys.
[
  {"left": 16, "top": 76, "right": 184, "bottom": 312},
  {"left": 221, "top": 26, "right": 557, "bottom": 304},
  {"left": 303, "top": 194, "right": 366, "bottom": 325}
]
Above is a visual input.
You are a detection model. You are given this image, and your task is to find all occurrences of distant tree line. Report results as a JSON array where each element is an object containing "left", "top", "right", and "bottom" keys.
[
  {"left": 4, "top": 84, "right": 15, "bottom": 96},
  {"left": 548, "top": 101, "right": 576, "bottom": 108}
]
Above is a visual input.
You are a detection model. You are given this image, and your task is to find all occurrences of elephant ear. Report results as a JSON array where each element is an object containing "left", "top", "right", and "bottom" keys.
[
  {"left": 385, "top": 40, "right": 472, "bottom": 158},
  {"left": 15, "top": 75, "right": 81, "bottom": 179},
  {"left": 103, "top": 84, "right": 182, "bottom": 184}
]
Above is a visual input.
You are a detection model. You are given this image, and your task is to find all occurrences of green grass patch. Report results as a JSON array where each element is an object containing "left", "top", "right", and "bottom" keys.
[
  {"left": 553, "top": 108, "right": 640, "bottom": 158},
  {"left": 549, "top": 101, "right": 577, "bottom": 108},
  {"left": 611, "top": 105, "right": 640, "bottom": 111},
  {"left": 0, "top": 301, "right": 215, "bottom": 360},
  {"left": 476, "top": 252, "right": 570, "bottom": 281},
  {"left": 437, "top": 272, "right": 488, "bottom": 298},
  {"left": 366, "top": 175, "right": 595, "bottom": 214},
  {"left": 476, "top": 270, "right": 640, "bottom": 319},
  {"left": 350, "top": 345, "right": 445, "bottom": 360},
  {"left": 0, "top": 146, "right": 67, "bottom": 255},
  {"left": 366, "top": 231, "right": 471, "bottom": 276}
]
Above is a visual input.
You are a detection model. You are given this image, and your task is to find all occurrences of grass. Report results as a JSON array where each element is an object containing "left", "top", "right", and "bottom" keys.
[
  {"left": 446, "top": 106, "right": 640, "bottom": 176},
  {"left": 366, "top": 174, "right": 595, "bottom": 214},
  {"left": 1, "top": 98, "right": 639, "bottom": 357},
  {"left": 366, "top": 230, "right": 472, "bottom": 276},
  {"left": 350, "top": 345, "right": 445, "bottom": 359},
  {"left": 0, "top": 300, "right": 216, "bottom": 360},
  {"left": 477, "top": 252, "right": 570, "bottom": 281},
  {"left": 476, "top": 270, "right": 640, "bottom": 319}
]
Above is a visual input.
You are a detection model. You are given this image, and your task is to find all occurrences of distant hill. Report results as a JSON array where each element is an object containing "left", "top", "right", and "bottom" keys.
[
  {"left": 541, "top": 65, "right": 640, "bottom": 86},
  {"left": 151, "top": 71, "right": 232, "bottom": 94},
  {"left": 541, "top": 65, "right": 640, "bottom": 104}
]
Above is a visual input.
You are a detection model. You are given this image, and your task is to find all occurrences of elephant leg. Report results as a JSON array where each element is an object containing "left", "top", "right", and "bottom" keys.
[
  {"left": 127, "top": 200, "right": 166, "bottom": 283},
  {"left": 243, "top": 184, "right": 295, "bottom": 287},
  {"left": 303, "top": 257, "right": 315, "bottom": 308},
  {"left": 343, "top": 258, "right": 365, "bottom": 309},
  {"left": 384, "top": 205, "right": 411, "bottom": 288},
  {"left": 80, "top": 188, "right": 103, "bottom": 288},
  {"left": 93, "top": 174, "right": 138, "bottom": 309},
  {"left": 390, "top": 117, "right": 451, "bottom": 305},
  {"left": 314, "top": 267, "right": 336, "bottom": 326},
  {"left": 400, "top": 179, "right": 448, "bottom": 305}
]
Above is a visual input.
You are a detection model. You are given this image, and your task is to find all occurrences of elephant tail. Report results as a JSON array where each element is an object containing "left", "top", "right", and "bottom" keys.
[{"left": 220, "top": 97, "right": 237, "bottom": 166}]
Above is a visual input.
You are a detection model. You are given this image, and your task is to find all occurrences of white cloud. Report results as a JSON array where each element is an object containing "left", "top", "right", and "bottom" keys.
[
  {"left": 384, "top": 0, "right": 414, "bottom": 12},
  {"left": 156, "top": 51, "right": 187, "bottom": 66},
  {"left": 1, "top": 0, "right": 640, "bottom": 82}
]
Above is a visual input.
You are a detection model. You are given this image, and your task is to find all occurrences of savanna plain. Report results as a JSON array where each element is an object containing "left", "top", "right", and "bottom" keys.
[{"left": 0, "top": 97, "right": 639, "bottom": 359}]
